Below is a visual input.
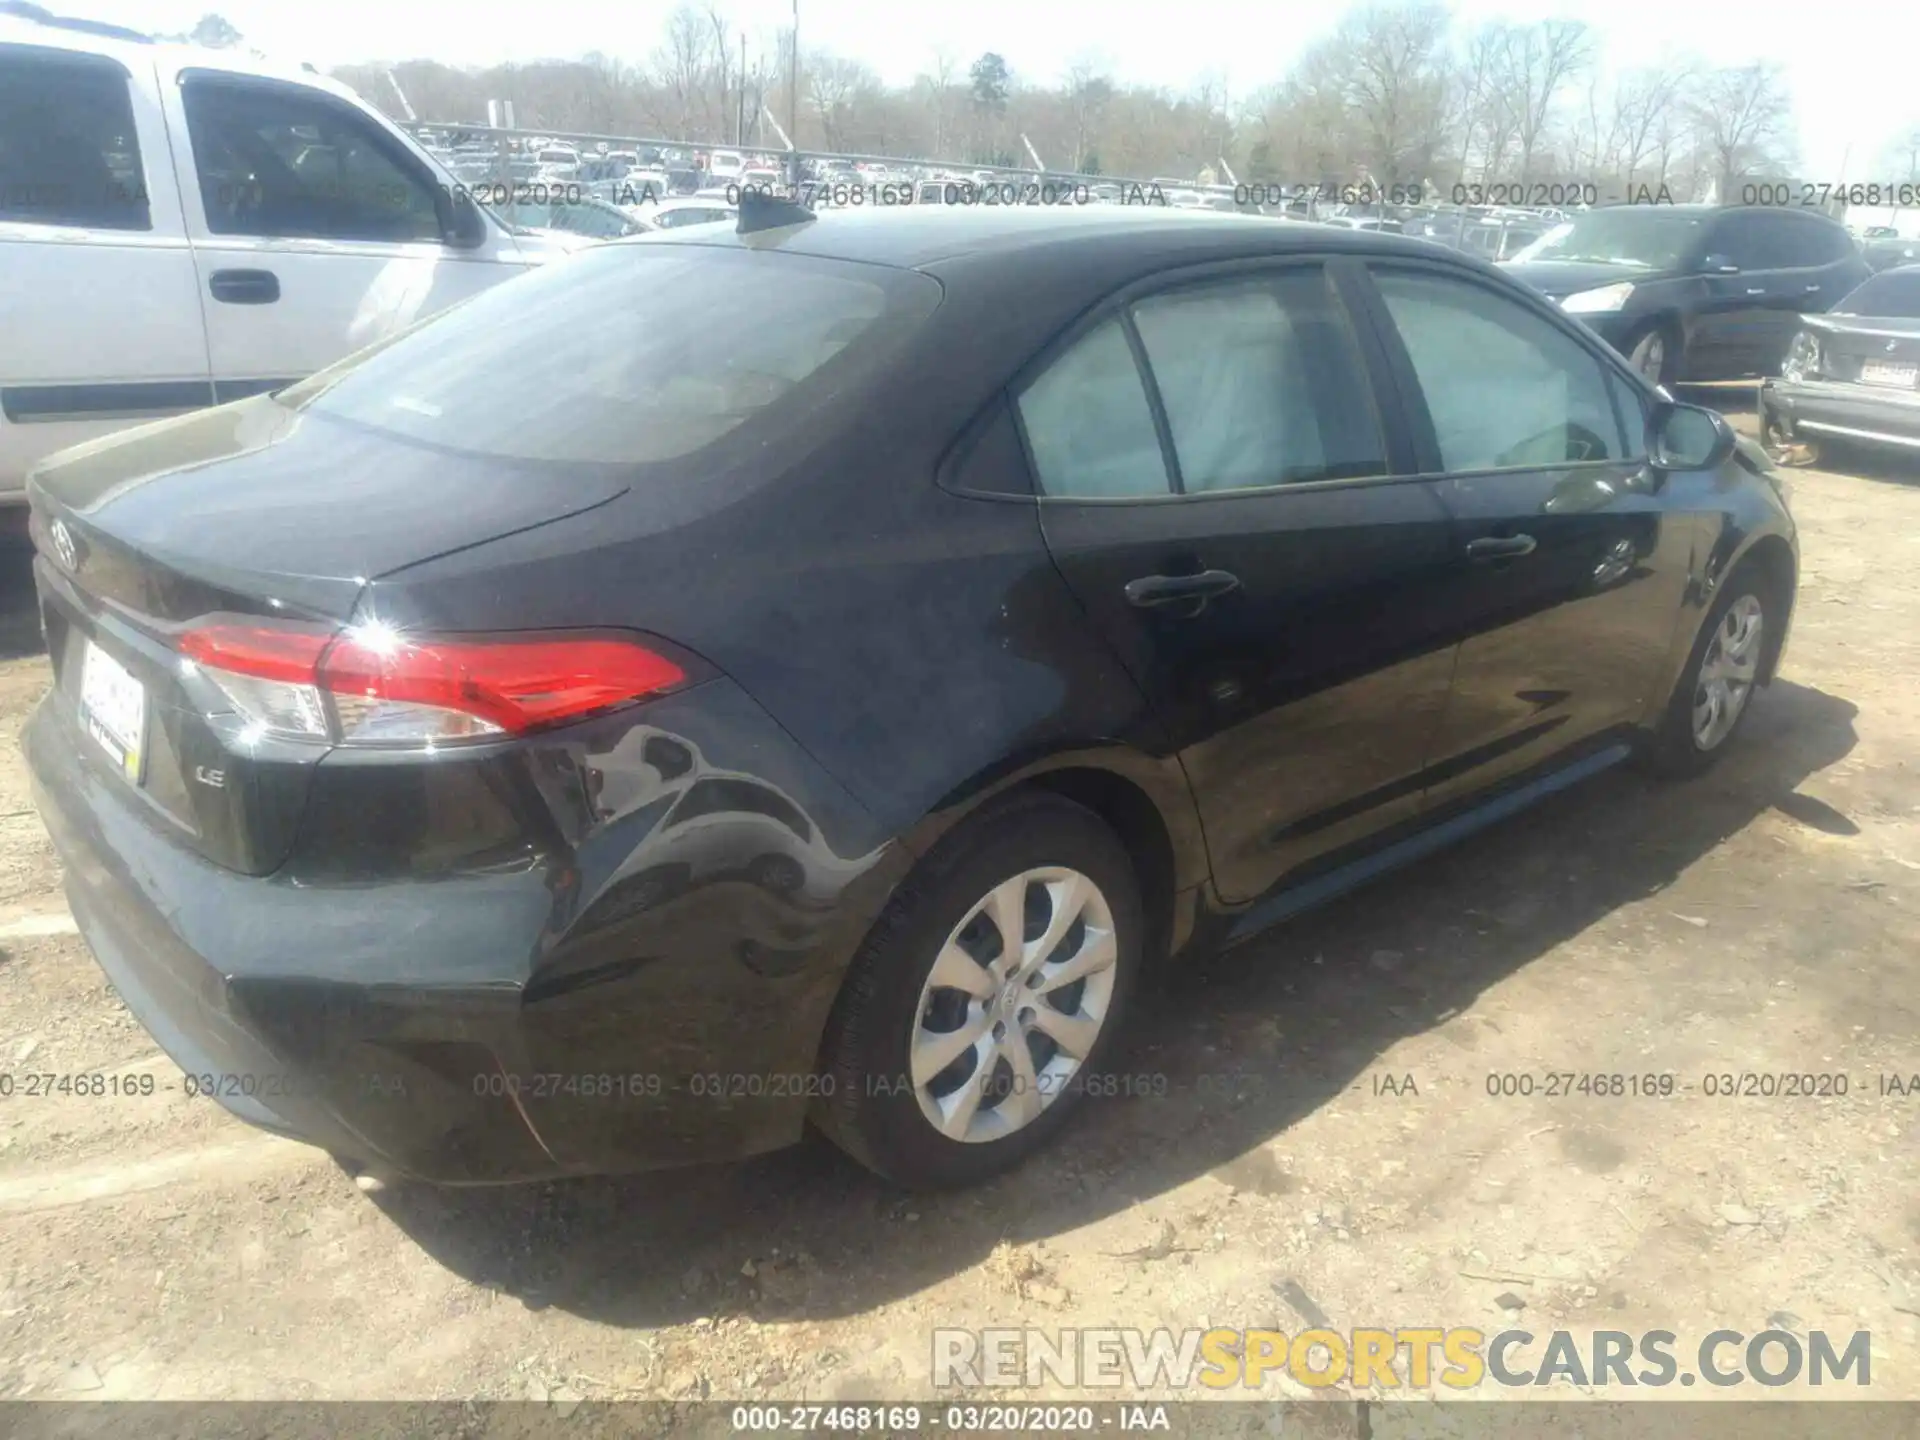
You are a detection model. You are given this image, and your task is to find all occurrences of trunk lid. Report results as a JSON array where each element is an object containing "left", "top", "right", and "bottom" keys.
[
  {"left": 1803, "top": 314, "right": 1920, "bottom": 385},
  {"left": 28, "top": 395, "right": 629, "bottom": 623},
  {"left": 27, "top": 396, "right": 628, "bottom": 877}
]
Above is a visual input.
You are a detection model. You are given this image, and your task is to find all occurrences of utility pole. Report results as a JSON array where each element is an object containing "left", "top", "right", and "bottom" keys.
[
  {"left": 788, "top": 0, "right": 800, "bottom": 186},
  {"left": 738, "top": 32, "right": 747, "bottom": 147}
]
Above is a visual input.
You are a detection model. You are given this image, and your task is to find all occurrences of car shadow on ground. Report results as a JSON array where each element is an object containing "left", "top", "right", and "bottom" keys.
[
  {"left": 1794, "top": 442, "right": 1920, "bottom": 489},
  {"left": 367, "top": 678, "right": 1860, "bottom": 1328},
  {"left": 0, "top": 536, "right": 44, "bottom": 661}
]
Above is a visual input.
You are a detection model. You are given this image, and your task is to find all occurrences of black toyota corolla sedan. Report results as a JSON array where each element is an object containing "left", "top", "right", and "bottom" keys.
[
  {"left": 1759, "top": 265, "right": 1920, "bottom": 465},
  {"left": 25, "top": 200, "right": 1797, "bottom": 1191}
]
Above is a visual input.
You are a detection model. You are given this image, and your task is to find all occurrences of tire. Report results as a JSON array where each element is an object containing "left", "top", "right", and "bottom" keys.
[
  {"left": 1759, "top": 397, "right": 1819, "bottom": 468},
  {"left": 1644, "top": 565, "right": 1777, "bottom": 779},
  {"left": 814, "top": 792, "right": 1143, "bottom": 1189},
  {"left": 1626, "top": 322, "right": 1676, "bottom": 386}
]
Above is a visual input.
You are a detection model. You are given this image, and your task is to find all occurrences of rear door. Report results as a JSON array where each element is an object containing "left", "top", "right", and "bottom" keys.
[
  {"left": 162, "top": 67, "right": 530, "bottom": 397},
  {"left": 1356, "top": 262, "right": 1696, "bottom": 808},
  {"left": 0, "top": 42, "right": 210, "bottom": 499},
  {"left": 1022, "top": 259, "right": 1461, "bottom": 904},
  {"left": 1770, "top": 211, "right": 1870, "bottom": 352}
]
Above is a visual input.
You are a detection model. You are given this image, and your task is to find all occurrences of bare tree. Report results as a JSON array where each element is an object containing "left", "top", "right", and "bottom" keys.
[
  {"left": 329, "top": 8, "right": 1807, "bottom": 197},
  {"left": 1885, "top": 125, "right": 1920, "bottom": 181},
  {"left": 1690, "top": 61, "right": 1794, "bottom": 195},
  {"left": 1488, "top": 19, "right": 1594, "bottom": 182},
  {"left": 1458, "top": 22, "right": 1519, "bottom": 181},
  {"left": 1337, "top": 3, "right": 1450, "bottom": 186},
  {"left": 1064, "top": 54, "right": 1114, "bottom": 172},
  {"left": 809, "top": 55, "right": 881, "bottom": 152},
  {"left": 1612, "top": 61, "right": 1690, "bottom": 189},
  {"left": 926, "top": 47, "right": 958, "bottom": 156}
]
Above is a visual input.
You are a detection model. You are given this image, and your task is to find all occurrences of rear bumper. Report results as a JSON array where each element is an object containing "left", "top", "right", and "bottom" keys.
[
  {"left": 25, "top": 680, "right": 907, "bottom": 1184},
  {"left": 1761, "top": 377, "right": 1920, "bottom": 452}
]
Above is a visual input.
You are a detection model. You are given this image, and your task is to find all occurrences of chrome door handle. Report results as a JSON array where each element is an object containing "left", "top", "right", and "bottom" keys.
[
  {"left": 1745, "top": 287, "right": 1765, "bottom": 296},
  {"left": 1466, "top": 534, "right": 1538, "bottom": 561},
  {"left": 1124, "top": 569, "right": 1241, "bottom": 608},
  {"left": 1805, "top": 284, "right": 1822, "bottom": 293}
]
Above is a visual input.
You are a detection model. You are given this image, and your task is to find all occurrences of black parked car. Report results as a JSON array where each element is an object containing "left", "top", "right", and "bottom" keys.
[
  {"left": 1759, "top": 265, "right": 1920, "bottom": 464},
  {"left": 1504, "top": 204, "right": 1869, "bottom": 385},
  {"left": 24, "top": 202, "right": 1797, "bottom": 1191},
  {"left": 1864, "top": 235, "right": 1920, "bottom": 274}
]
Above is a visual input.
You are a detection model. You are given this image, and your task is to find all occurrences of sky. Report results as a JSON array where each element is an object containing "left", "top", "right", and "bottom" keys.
[{"left": 85, "top": 0, "right": 1911, "bottom": 179}]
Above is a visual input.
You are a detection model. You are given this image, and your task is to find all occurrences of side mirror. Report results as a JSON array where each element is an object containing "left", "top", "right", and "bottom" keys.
[
  {"left": 440, "top": 188, "right": 489, "bottom": 249},
  {"left": 1647, "top": 400, "right": 1735, "bottom": 472},
  {"left": 1700, "top": 253, "right": 1740, "bottom": 275}
]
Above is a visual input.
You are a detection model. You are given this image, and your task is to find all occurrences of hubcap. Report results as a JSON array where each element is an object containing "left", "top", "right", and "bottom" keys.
[
  {"left": 910, "top": 866, "right": 1118, "bottom": 1144},
  {"left": 1691, "top": 595, "right": 1764, "bottom": 751}
]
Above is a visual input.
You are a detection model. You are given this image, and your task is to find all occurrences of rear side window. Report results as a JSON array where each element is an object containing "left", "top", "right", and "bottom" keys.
[
  {"left": 1016, "top": 319, "right": 1170, "bottom": 498},
  {"left": 1749, "top": 213, "right": 1826, "bottom": 269},
  {"left": 1130, "top": 271, "right": 1385, "bottom": 490},
  {"left": 0, "top": 48, "right": 149, "bottom": 230},
  {"left": 1707, "top": 213, "right": 1767, "bottom": 270},
  {"left": 277, "top": 244, "right": 941, "bottom": 465},
  {"left": 181, "top": 75, "right": 443, "bottom": 243},
  {"left": 1374, "top": 268, "right": 1628, "bottom": 471},
  {"left": 1837, "top": 269, "right": 1920, "bottom": 316},
  {"left": 1801, "top": 217, "right": 1857, "bottom": 265}
]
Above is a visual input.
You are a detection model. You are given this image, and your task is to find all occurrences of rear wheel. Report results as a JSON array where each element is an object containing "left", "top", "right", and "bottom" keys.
[
  {"left": 815, "top": 793, "right": 1141, "bottom": 1189},
  {"left": 1645, "top": 568, "right": 1776, "bottom": 779}
]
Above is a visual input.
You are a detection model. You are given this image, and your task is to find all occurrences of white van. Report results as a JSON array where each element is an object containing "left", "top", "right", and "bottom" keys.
[{"left": 0, "top": 7, "right": 580, "bottom": 504}]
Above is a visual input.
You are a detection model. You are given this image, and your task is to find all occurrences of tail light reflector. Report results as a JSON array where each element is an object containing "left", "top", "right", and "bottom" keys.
[{"left": 178, "top": 618, "right": 687, "bottom": 747}]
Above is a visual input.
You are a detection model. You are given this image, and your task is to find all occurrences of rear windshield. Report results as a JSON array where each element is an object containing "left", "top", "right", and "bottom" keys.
[
  {"left": 276, "top": 244, "right": 941, "bottom": 465},
  {"left": 1836, "top": 269, "right": 1920, "bottom": 317}
]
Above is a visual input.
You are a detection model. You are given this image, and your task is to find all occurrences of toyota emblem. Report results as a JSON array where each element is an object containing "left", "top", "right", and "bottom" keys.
[{"left": 49, "top": 519, "right": 76, "bottom": 572}]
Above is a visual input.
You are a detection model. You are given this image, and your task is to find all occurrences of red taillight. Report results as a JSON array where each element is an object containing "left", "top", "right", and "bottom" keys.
[
  {"left": 180, "top": 622, "right": 333, "bottom": 682},
  {"left": 318, "top": 633, "right": 686, "bottom": 734},
  {"left": 176, "top": 616, "right": 687, "bottom": 746}
]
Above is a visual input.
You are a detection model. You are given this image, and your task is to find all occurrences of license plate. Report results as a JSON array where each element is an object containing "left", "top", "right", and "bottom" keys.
[
  {"left": 1859, "top": 360, "right": 1917, "bottom": 388},
  {"left": 79, "top": 641, "right": 146, "bottom": 784}
]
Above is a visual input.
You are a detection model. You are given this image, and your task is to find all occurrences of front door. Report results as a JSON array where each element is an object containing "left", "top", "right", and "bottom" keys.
[
  {"left": 163, "top": 68, "right": 525, "bottom": 398},
  {"left": 1357, "top": 263, "right": 1697, "bottom": 809},
  {"left": 0, "top": 46, "right": 211, "bottom": 495},
  {"left": 1019, "top": 261, "right": 1460, "bottom": 903}
]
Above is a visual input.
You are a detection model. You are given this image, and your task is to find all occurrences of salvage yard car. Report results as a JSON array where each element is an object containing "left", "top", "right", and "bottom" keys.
[
  {"left": 24, "top": 198, "right": 1796, "bottom": 1191},
  {"left": 1759, "top": 265, "right": 1920, "bottom": 465},
  {"left": 0, "top": 4, "right": 573, "bottom": 507},
  {"left": 1504, "top": 204, "right": 1869, "bottom": 385}
]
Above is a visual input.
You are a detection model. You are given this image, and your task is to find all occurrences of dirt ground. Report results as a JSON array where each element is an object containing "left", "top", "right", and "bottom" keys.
[{"left": 1, "top": 405, "right": 1918, "bottom": 1418}]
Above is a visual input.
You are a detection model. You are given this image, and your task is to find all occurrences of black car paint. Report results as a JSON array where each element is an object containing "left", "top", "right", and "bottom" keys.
[
  {"left": 1504, "top": 205, "right": 1869, "bottom": 381},
  {"left": 25, "top": 210, "right": 1797, "bottom": 1181}
]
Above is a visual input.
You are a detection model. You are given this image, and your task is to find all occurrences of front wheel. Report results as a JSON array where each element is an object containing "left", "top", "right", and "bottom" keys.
[
  {"left": 1645, "top": 571, "right": 1775, "bottom": 778},
  {"left": 814, "top": 793, "right": 1142, "bottom": 1189}
]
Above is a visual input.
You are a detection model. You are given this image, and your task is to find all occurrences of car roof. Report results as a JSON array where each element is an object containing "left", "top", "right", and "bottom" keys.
[
  {"left": 0, "top": 6, "right": 373, "bottom": 106},
  {"left": 624, "top": 203, "right": 1466, "bottom": 272}
]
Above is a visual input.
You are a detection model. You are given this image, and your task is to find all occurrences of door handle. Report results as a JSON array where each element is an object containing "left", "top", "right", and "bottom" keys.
[
  {"left": 1744, "top": 287, "right": 1765, "bottom": 296},
  {"left": 1805, "top": 284, "right": 1822, "bottom": 293},
  {"left": 1466, "top": 534, "right": 1538, "bottom": 561},
  {"left": 1124, "top": 569, "right": 1241, "bottom": 609},
  {"left": 208, "top": 269, "right": 280, "bottom": 304}
]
